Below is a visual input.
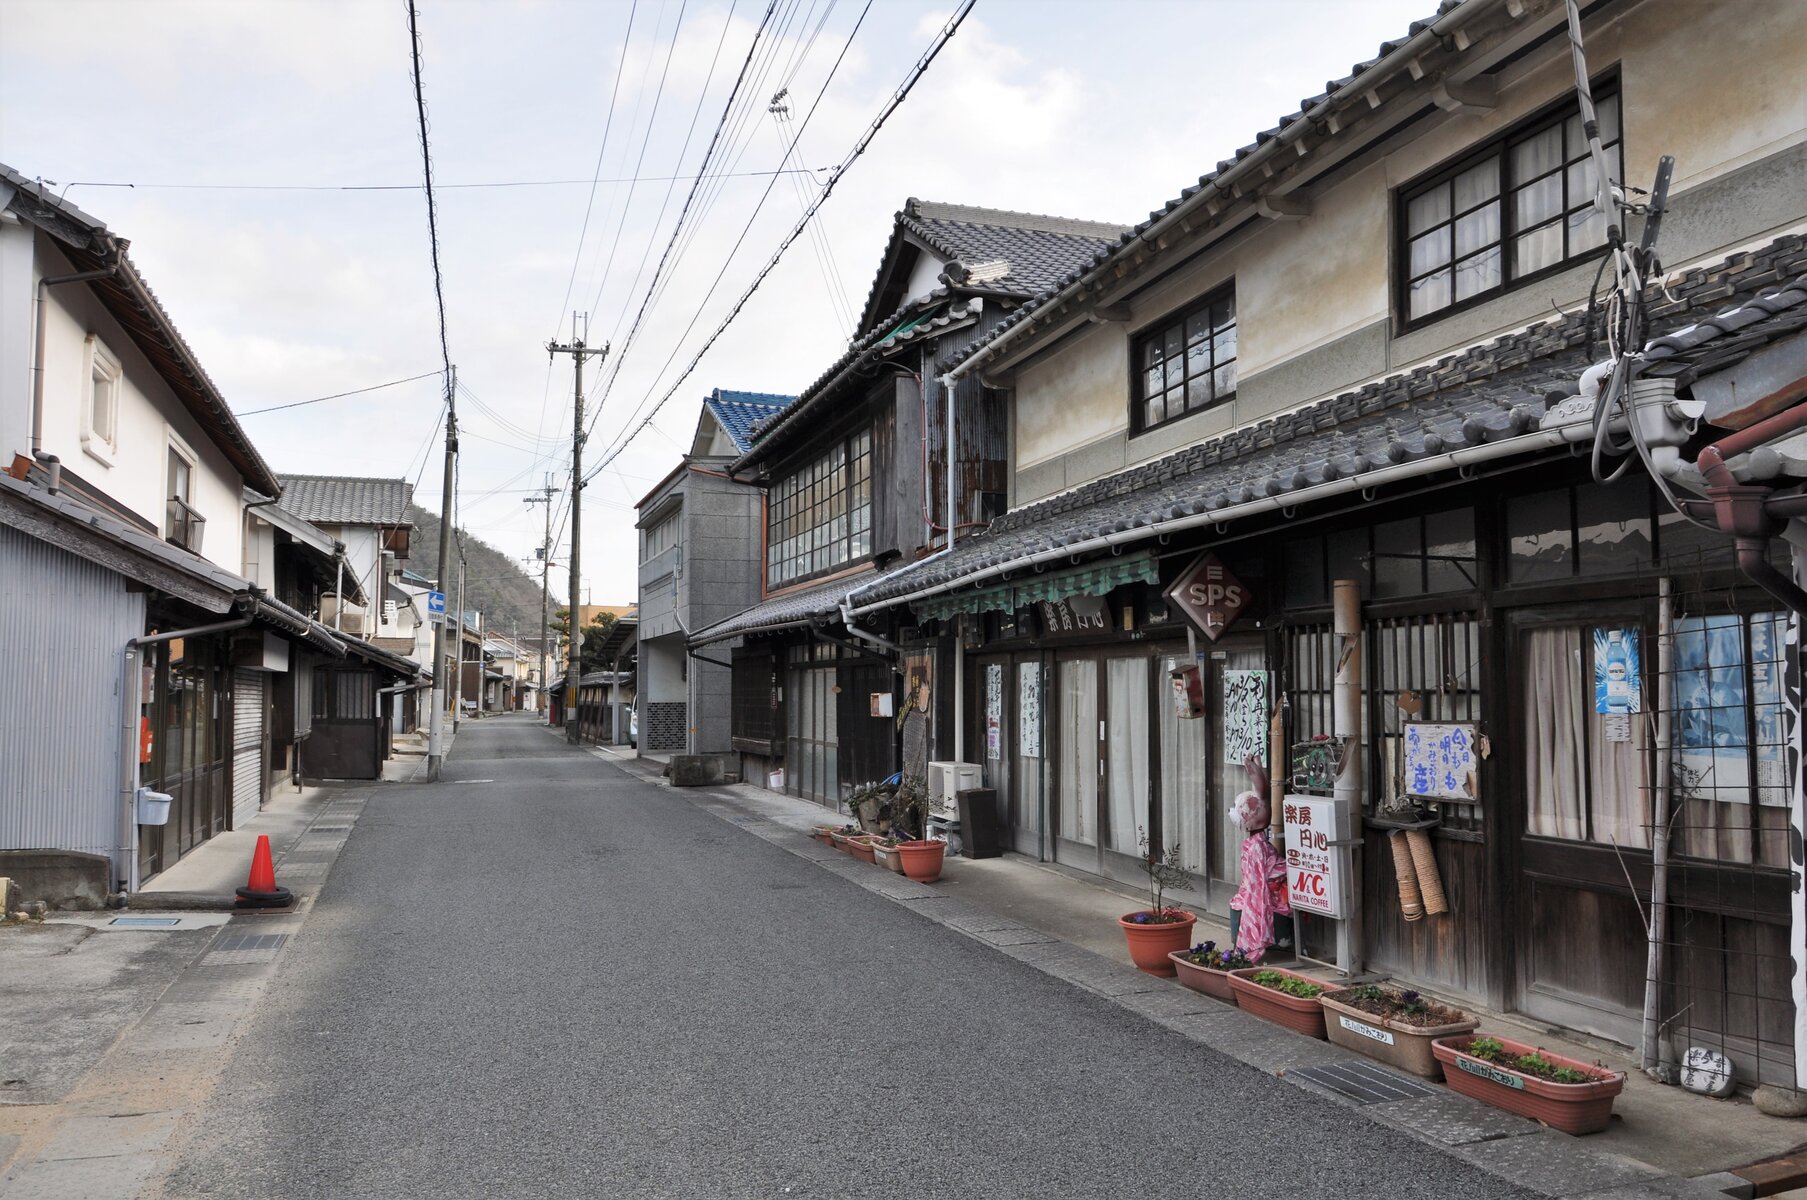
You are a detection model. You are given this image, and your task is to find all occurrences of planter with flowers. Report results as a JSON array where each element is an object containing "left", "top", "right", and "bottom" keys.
[
  {"left": 1168, "top": 941, "right": 1258, "bottom": 1002},
  {"left": 1432, "top": 1035, "right": 1625, "bottom": 1135},
  {"left": 1228, "top": 967, "right": 1329, "bottom": 1038},
  {"left": 811, "top": 824, "right": 839, "bottom": 846},
  {"left": 895, "top": 839, "right": 945, "bottom": 882},
  {"left": 846, "top": 834, "right": 879, "bottom": 865},
  {"left": 1318, "top": 984, "right": 1478, "bottom": 1078},
  {"left": 1118, "top": 831, "right": 1197, "bottom": 976},
  {"left": 871, "top": 836, "right": 905, "bottom": 874},
  {"left": 829, "top": 826, "right": 861, "bottom": 854}
]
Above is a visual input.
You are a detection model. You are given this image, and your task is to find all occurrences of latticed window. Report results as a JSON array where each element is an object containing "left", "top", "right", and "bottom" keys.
[
  {"left": 1400, "top": 85, "right": 1621, "bottom": 324},
  {"left": 765, "top": 429, "right": 872, "bottom": 587},
  {"left": 1132, "top": 286, "right": 1236, "bottom": 433}
]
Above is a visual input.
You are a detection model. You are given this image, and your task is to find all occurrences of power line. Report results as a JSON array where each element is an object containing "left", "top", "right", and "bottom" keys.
[
  {"left": 588, "top": 0, "right": 976, "bottom": 477},
  {"left": 236, "top": 370, "right": 441, "bottom": 416},
  {"left": 58, "top": 169, "right": 824, "bottom": 196},
  {"left": 405, "top": 1, "right": 453, "bottom": 386}
]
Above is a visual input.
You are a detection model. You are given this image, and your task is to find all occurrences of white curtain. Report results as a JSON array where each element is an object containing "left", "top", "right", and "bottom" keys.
[
  {"left": 1159, "top": 654, "right": 1211, "bottom": 876},
  {"left": 1058, "top": 660, "right": 1097, "bottom": 845},
  {"left": 1106, "top": 658, "right": 1149, "bottom": 856},
  {"left": 1209, "top": 647, "right": 1267, "bottom": 883},
  {"left": 1523, "top": 627, "right": 1650, "bottom": 848}
]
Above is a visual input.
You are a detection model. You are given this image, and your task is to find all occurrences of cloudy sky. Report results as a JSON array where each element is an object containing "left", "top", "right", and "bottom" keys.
[{"left": 2, "top": 0, "right": 1428, "bottom": 606}]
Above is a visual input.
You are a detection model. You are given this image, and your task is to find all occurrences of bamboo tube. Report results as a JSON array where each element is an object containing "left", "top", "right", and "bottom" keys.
[
  {"left": 1390, "top": 831, "right": 1423, "bottom": 921},
  {"left": 1407, "top": 828, "right": 1448, "bottom": 915}
]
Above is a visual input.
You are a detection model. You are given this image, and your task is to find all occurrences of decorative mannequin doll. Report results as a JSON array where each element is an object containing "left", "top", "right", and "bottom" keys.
[{"left": 1228, "top": 753, "right": 1291, "bottom": 958}]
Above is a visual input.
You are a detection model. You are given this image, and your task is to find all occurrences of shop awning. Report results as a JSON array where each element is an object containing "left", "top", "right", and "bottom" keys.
[{"left": 911, "top": 550, "right": 1157, "bottom": 622}]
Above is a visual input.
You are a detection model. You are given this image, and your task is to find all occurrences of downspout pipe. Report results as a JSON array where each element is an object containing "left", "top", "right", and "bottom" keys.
[
  {"left": 32, "top": 247, "right": 124, "bottom": 454},
  {"left": 1698, "top": 405, "right": 1807, "bottom": 617},
  {"left": 117, "top": 615, "right": 254, "bottom": 893}
]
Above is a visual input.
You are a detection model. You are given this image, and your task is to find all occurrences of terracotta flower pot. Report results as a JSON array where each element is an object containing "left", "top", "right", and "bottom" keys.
[
  {"left": 896, "top": 839, "right": 945, "bottom": 883},
  {"left": 1168, "top": 951, "right": 1241, "bottom": 1001},
  {"left": 847, "top": 836, "right": 879, "bottom": 865},
  {"left": 830, "top": 831, "right": 857, "bottom": 854},
  {"left": 1319, "top": 992, "right": 1477, "bottom": 1079},
  {"left": 812, "top": 825, "right": 838, "bottom": 846},
  {"left": 1433, "top": 1035, "right": 1626, "bottom": 1135},
  {"left": 1227, "top": 967, "right": 1329, "bottom": 1038},
  {"left": 1117, "top": 911, "right": 1197, "bottom": 976}
]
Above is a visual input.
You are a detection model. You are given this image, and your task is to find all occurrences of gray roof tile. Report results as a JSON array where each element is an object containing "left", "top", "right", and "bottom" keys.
[{"left": 277, "top": 475, "right": 413, "bottom": 526}]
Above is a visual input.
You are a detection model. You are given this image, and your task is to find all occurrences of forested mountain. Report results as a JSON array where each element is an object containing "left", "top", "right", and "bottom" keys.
[{"left": 409, "top": 504, "right": 546, "bottom": 641}]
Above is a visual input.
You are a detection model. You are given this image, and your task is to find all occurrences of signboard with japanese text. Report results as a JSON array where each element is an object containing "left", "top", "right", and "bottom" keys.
[
  {"left": 1164, "top": 553, "right": 1250, "bottom": 642},
  {"left": 1283, "top": 794, "right": 1348, "bottom": 919},
  {"left": 1402, "top": 721, "right": 1480, "bottom": 802},
  {"left": 1018, "top": 662, "right": 1042, "bottom": 758},
  {"left": 985, "top": 663, "right": 1003, "bottom": 760},
  {"left": 1222, "top": 669, "right": 1269, "bottom": 767},
  {"left": 1035, "top": 595, "right": 1111, "bottom": 640}
]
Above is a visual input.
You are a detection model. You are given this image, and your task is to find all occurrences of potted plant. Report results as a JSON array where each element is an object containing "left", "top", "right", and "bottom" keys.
[
  {"left": 1227, "top": 967, "right": 1329, "bottom": 1038},
  {"left": 1432, "top": 1035, "right": 1626, "bottom": 1135},
  {"left": 845, "top": 834, "right": 879, "bottom": 865},
  {"left": 1168, "top": 940, "right": 1259, "bottom": 1002},
  {"left": 811, "top": 824, "right": 839, "bottom": 846},
  {"left": 1118, "top": 830, "right": 1197, "bottom": 976},
  {"left": 1319, "top": 984, "right": 1478, "bottom": 1078},
  {"left": 829, "top": 824, "right": 861, "bottom": 854},
  {"left": 870, "top": 835, "right": 905, "bottom": 873},
  {"left": 895, "top": 838, "right": 945, "bottom": 882}
]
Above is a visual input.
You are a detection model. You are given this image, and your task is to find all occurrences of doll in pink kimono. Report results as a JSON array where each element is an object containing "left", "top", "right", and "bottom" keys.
[{"left": 1228, "top": 753, "right": 1291, "bottom": 958}]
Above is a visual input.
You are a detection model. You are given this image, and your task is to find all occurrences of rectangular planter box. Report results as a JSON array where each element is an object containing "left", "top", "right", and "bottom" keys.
[
  {"left": 1432, "top": 1034, "right": 1626, "bottom": 1136},
  {"left": 1319, "top": 992, "right": 1477, "bottom": 1079},
  {"left": 1227, "top": 967, "right": 1329, "bottom": 1038},
  {"left": 1168, "top": 952, "right": 1239, "bottom": 1002},
  {"left": 872, "top": 843, "right": 905, "bottom": 873}
]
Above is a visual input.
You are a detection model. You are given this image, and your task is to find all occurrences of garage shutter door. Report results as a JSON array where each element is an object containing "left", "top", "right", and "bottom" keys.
[{"left": 232, "top": 668, "right": 265, "bottom": 828}]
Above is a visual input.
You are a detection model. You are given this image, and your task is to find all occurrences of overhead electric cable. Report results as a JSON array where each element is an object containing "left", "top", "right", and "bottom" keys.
[
  {"left": 587, "top": 0, "right": 976, "bottom": 477},
  {"left": 58, "top": 170, "right": 822, "bottom": 195},
  {"left": 405, "top": 0, "right": 453, "bottom": 385},
  {"left": 237, "top": 370, "right": 441, "bottom": 416}
]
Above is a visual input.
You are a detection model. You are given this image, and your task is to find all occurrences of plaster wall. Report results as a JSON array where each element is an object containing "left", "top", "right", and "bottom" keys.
[
  {"left": 24, "top": 237, "right": 246, "bottom": 570},
  {"left": 242, "top": 517, "right": 276, "bottom": 590},
  {"left": 901, "top": 246, "right": 950, "bottom": 312},
  {"left": 0, "top": 219, "right": 34, "bottom": 463},
  {"left": 1010, "top": 0, "right": 1807, "bottom": 503}
]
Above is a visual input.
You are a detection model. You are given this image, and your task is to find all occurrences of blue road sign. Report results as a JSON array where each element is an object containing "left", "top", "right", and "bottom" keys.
[{"left": 426, "top": 590, "right": 446, "bottom": 615}]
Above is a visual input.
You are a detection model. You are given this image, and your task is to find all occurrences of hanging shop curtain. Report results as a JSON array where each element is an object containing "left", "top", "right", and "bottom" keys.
[{"left": 912, "top": 550, "right": 1159, "bottom": 623}]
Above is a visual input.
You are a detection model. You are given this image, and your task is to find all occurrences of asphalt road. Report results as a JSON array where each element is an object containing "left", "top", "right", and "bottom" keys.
[{"left": 160, "top": 715, "right": 1530, "bottom": 1199}]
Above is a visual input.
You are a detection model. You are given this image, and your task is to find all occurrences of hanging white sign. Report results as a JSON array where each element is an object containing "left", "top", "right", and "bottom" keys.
[
  {"left": 1222, "top": 669, "right": 1269, "bottom": 767},
  {"left": 985, "top": 663, "right": 1003, "bottom": 761},
  {"left": 1401, "top": 721, "right": 1480, "bottom": 802},
  {"left": 1018, "top": 662, "right": 1041, "bottom": 759},
  {"left": 1283, "top": 794, "right": 1348, "bottom": 919}
]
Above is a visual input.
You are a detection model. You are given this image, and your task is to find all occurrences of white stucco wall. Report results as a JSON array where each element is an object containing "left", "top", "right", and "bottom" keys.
[{"left": 1011, "top": 0, "right": 1807, "bottom": 494}]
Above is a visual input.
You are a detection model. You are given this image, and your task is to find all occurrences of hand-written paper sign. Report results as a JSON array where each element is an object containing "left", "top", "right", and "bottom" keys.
[
  {"left": 1222, "top": 669, "right": 1269, "bottom": 767},
  {"left": 1402, "top": 721, "right": 1479, "bottom": 802}
]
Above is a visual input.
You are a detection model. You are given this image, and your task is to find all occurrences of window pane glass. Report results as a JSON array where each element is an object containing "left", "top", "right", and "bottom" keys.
[
  {"left": 1454, "top": 246, "right": 1502, "bottom": 301},
  {"left": 1186, "top": 373, "right": 1211, "bottom": 413},
  {"left": 1211, "top": 296, "right": 1234, "bottom": 331},
  {"left": 1576, "top": 482, "right": 1651, "bottom": 575},
  {"left": 1568, "top": 204, "right": 1607, "bottom": 253},
  {"left": 1597, "top": 93, "right": 1621, "bottom": 146},
  {"left": 1425, "top": 508, "right": 1477, "bottom": 593},
  {"left": 1283, "top": 536, "right": 1327, "bottom": 608},
  {"left": 1326, "top": 527, "right": 1368, "bottom": 595},
  {"left": 1513, "top": 226, "right": 1563, "bottom": 277},
  {"left": 1212, "top": 360, "right": 1237, "bottom": 402},
  {"left": 1408, "top": 268, "right": 1452, "bottom": 320},
  {"left": 1657, "top": 505, "right": 1735, "bottom": 570},
  {"left": 1511, "top": 125, "right": 1563, "bottom": 183},
  {"left": 1186, "top": 310, "right": 1212, "bottom": 349},
  {"left": 1513, "top": 171, "right": 1563, "bottom": 229},
  {"left": 1507, "top": 488, "right": 1573, "bottom": 582},
  {"left": 1372, "top": 516, "right": 1422, "bottom": 598},
  {"left": 1211, "top": 321, "right": 1236, "bottom": 367},
  {"left": 1453, "top": 160, "right": 1500, "bottom": 212},
  {"left": 1143, "top": 363, "right": 1164, "bottom": 405},
  {"left": 1145, "top": 394, "right": 1165, "bottom": 429},
  {"left": 1407, "top": 185, "right": 1450, "bottom": 235},
  {"left": 1453, "top": 202, "right": 1500, "bottom": 259},
  {"left": 1409, "top": 229, "right": 1450, "bottom": 277}
]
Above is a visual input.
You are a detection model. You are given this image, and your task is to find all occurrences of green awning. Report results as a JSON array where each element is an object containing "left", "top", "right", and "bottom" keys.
[{"left": 911, "top": 550, "right": 1157, "bottom": 623}]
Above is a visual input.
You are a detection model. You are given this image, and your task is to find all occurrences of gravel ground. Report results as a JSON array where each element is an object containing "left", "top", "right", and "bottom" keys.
[{"left": 157, "top": 715, "right": 1535, "bottom": 1199}]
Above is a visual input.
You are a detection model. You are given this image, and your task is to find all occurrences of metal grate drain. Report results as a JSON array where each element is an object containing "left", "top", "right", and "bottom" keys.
[
  {"left": 1288, "top": 1060, "right": 1440, "bottom": 1105},
  {"left": 212, "top": 932, "right": 288, "bottom": 953},
  {"left": 110, "top": 916, "right": 182, "bottom": 927}
]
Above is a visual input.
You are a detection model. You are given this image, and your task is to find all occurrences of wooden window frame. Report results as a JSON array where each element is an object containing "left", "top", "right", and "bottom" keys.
[
  {"left": 1395, "top": 74, "right": 1622, "bottom": 331},
  {"left": 764, "top": 427, "right": 873, "bottom": 589},
  {"left": 1129, "top": 283, "right": 1237, "bottom": 436}
]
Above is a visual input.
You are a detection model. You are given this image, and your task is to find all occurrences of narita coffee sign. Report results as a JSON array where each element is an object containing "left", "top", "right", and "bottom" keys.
[{"left": 1164, "top": 553, "right": 1251, "bottom": 642}]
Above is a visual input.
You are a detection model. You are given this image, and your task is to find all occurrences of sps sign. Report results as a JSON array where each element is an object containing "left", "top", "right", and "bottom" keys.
[{"left": 1164, "top": 553, "right": 1250, "bottom": 642}]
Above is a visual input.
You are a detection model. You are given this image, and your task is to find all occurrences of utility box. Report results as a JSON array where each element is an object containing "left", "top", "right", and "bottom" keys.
[{"left": 956, "top": 788, "right": 1002, "bottom": 859}]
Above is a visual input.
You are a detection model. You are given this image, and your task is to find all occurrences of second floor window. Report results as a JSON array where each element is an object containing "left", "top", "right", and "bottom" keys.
[
  {"left": 84, "top": 335, "right": 120, "bottom": 457},
  {"left": 766, "top": 429, "right": 871, "bottom": 588},
  {"left": 1401, "top": 85, "right": 1622, "bottom": 325},
  {"left": 641, "top": 510, "right": 680, "bottom": 563},
  {"left": 1133, "top": 286, "right": 1236, "bottom": 434}
]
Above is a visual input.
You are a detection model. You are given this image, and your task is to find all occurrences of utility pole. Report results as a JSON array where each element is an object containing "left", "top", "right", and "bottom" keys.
[
  {"left": 452, "top": 540, "right": 467, "bottom": 729},
  {"left": 523, "top": 476, "right": 557, "bottom": 724},
  {"left": 426, "top": 366, "right": 457, "bottom": 782},
  {"left": 546, "top": 315, "right": 608, "bottom": 745}
]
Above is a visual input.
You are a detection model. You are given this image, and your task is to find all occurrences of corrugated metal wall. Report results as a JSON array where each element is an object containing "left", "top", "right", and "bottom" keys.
[
  {"left": 0, "top": 523, "right": 144, "bottom": 857},
  {"left": 231, "top": 667, "right": 264, "bottom": 828}
]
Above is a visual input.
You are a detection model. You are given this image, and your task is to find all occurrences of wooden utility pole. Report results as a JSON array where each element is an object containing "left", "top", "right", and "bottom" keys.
[
  {"left": 546, "top": 317, "right": 607, "bottom": 745},
  {"left": 426, "top": 366, "right": 456, "bottom": 782},
  {"left": 523, "top": 477, "right": 557, "bottom": 723}
]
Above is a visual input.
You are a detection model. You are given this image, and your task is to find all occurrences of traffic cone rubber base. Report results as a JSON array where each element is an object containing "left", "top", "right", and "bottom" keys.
[{"left": 233, "top": 885, "right": 294, "bottom": 909}]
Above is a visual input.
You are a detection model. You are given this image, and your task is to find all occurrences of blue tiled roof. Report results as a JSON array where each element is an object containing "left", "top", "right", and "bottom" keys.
[{"left": 704, "top": 389, "right": 795, "bottom": 454}]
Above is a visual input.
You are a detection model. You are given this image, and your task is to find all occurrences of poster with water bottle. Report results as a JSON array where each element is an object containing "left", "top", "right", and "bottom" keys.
[{"left": 1593, "top": 628, "right": 1641, "bottom": 714}]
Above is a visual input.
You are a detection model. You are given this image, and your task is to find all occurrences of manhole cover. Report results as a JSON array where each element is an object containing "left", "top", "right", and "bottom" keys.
[
  {"left": 1289, "top": 1060, "right": 1439, "bottom": 1105},
  {"left": 110, "top": 917, "right": 182, "bottom": 928}
]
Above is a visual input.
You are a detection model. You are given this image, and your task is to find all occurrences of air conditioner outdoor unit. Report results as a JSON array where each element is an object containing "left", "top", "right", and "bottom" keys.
[{"left": 927, "top": 761, "right": 982, "bottom": 807}]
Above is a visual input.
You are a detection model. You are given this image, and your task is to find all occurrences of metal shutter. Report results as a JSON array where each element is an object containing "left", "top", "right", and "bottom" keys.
[{"left": 232, "top": 668, "right": 265, "bottom": 828}]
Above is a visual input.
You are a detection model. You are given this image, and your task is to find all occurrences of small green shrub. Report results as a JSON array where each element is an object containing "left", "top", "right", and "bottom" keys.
[{"left": 1251, "top": 970, "right": 1324, "bottom": 999}]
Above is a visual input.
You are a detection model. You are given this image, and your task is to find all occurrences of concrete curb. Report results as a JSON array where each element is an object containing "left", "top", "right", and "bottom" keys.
[{"left": 597, "top": 753, "right": 1734, "bottom": 1200}]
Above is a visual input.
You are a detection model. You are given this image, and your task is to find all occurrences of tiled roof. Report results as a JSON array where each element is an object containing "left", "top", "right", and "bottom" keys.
[
  {"left": 897, "top": 199, "right": 1126, "bottom": 299},
  {"left": 703, "top": 390, "right": 796, "bottom": 455},
  {"left": 855, "top": 235, "right": 1807, "bottom": 609},
  {"left": 689, "top": 573, "right": 872, "bottom": 646},
  {"left": 277, "top": 475, "right": 413, "bottom": 526},
  {"left": 939, "top": 2, "right": 1487, "bottom": 379},
  {"left": 1643, "top": 266, "right": 1807, "bottom": 382}
]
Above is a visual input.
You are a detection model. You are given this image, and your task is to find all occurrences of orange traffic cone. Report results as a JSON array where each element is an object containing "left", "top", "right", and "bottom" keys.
[{"left": 234, "top": 834, "right": 293, "bottom": 909}]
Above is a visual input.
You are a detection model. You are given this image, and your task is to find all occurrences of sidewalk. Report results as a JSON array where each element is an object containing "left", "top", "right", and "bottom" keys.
[{"left": 591, "top": 745, "right": 1807, "bottom": 1199}]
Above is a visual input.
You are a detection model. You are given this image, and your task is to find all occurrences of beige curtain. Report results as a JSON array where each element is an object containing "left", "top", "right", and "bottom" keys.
[
  {"left": 1058, "top": 660, "right": 1097, "bottom": 845},
  {"left": 1523, "top": 626, "right": 1650, "bottom": 847},
  {"left": 1159, "top": 654, "right": 1211, "bottom": 877}
]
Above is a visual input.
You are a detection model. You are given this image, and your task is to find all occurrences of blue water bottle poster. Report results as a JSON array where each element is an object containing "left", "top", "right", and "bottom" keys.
[{"left": 1593, "top": 628, "right": 1641, "bottom": 714}]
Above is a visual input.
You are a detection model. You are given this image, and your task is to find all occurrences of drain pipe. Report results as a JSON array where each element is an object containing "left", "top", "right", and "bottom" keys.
[
  {"left": 1641, "top": 576, "right": 1676, "bottom": 1079},
  {"left": 1332, "top": 578, "right": 1364, "bottom": 976},
  {"left": 117, "top": 615, "right": 253, "bottom": 893},
  {"left": 32, "top": 243, "right": 124, "bottom": 455}
]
